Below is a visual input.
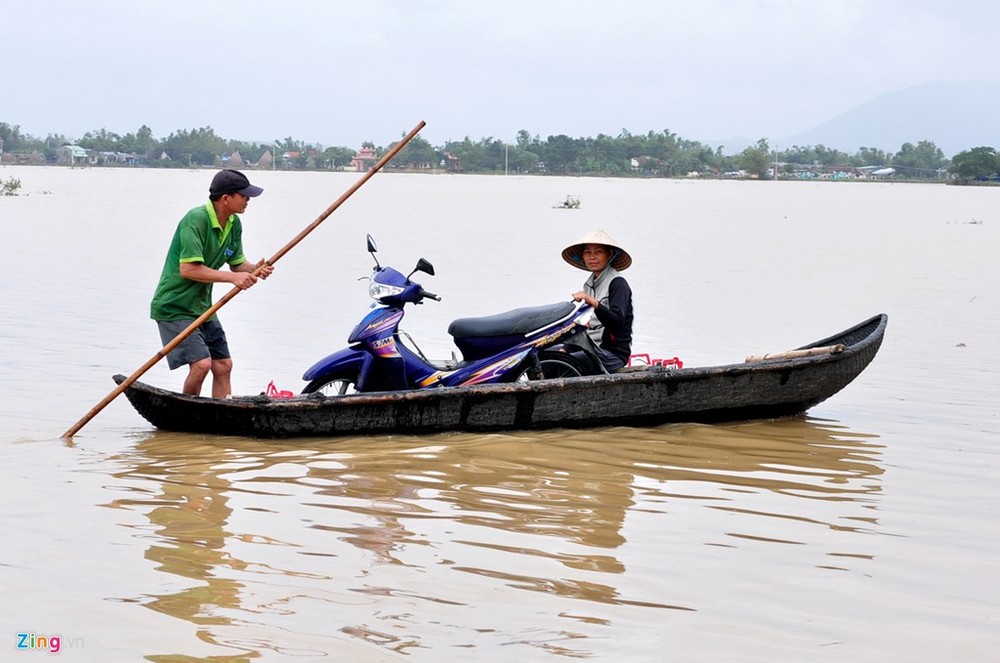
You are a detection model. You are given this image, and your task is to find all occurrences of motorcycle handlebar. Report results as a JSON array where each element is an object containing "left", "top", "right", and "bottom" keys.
[{"left": 421, "top": 289, "right": 441, "bottom": 301}]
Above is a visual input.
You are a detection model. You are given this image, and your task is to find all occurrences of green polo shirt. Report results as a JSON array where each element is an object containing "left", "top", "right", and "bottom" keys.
[{"left": 150, "top": 202, "right": 246, "bottom": 321}]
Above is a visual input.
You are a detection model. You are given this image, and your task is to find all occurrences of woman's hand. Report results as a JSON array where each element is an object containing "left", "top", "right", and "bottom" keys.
[{"left": 572, "top": 291, "right": 599, "bottom": 309}]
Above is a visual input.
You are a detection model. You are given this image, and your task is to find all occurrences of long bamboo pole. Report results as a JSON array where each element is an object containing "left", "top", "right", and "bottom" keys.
[
  {"left": 63, "top": 120, "right": 426, "bottom": 439},
  {"left": 744, "top": 343, "right": 846, "bottom": 363}
]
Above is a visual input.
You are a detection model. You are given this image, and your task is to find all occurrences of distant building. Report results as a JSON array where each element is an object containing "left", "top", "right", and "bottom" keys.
[
  {"left": 215, "top": 152, "right": 245, "bottom": 168},
  {"left": 94, "top": 151, "right": 140, "bottom": 166},
  {"left": 269, "top": 150, "right": 300, "bottom": 169},
  {"left": 442, "top": 151, "right": 461, "bottom": 172},
  {"left": 351, "top": 147, "right": 378, "bottom": 172},
  {"left": 56, "top": 145, "right": 90, "bottom": 165}
]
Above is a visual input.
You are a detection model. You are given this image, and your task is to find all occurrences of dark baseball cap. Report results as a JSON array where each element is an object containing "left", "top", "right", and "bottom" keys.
[{"left": 209, "top": 169, "right": 263, "bottom": 197}]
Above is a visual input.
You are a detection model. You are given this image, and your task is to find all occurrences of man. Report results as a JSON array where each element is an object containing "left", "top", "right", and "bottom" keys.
[{"left": 150, "top": 168, "right": 274, "bottom": 397}]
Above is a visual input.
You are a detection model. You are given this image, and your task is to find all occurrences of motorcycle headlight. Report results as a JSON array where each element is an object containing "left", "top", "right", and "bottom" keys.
[{"left": 369, "top": 280, "right": 405, "bottom": 301}]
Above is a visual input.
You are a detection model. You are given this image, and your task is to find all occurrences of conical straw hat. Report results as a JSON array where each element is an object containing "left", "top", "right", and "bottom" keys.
[{"left": 561, "top": 229, "right": 632, "bottom": 271}]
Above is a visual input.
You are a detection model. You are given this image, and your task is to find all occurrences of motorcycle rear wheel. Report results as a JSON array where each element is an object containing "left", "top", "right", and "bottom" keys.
[
  {"left": 302, "top": 377, "right": 358, "bottom": 396},
  {"left": 511, "top": 350, "right": 588, "bottom": 382}
]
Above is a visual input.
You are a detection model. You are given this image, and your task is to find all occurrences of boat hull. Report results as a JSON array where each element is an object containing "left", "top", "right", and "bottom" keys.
[{"left": 116, "top": 314, "right": 887, "bottom": 438}]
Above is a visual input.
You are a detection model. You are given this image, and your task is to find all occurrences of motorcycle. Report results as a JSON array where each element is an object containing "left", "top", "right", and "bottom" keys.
[{"left": 301, "top": 235, "right": 605, "bottom": 395}]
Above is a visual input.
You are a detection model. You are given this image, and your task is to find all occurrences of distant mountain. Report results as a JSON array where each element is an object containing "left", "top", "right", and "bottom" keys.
[{"left": 779, "top": 81, "right": 1000, "bottom": 158}]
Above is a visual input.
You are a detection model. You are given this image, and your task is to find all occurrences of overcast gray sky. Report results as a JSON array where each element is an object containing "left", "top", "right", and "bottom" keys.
[{"left": 6, "top": 0, "right": 999, "bottom": 148}]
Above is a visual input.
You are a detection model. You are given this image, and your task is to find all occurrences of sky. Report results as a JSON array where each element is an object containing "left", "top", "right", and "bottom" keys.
[{"left": 6, "top": 0, "right": 1000, "bottom": 150}]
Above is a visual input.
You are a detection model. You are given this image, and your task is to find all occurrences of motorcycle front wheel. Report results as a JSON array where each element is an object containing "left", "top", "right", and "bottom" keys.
[
  {"left": 510, "top": 350, "right": 588, "bottom": 382},
  {"left": 302, "top": 376, "right": 358, "bottom": 396}
]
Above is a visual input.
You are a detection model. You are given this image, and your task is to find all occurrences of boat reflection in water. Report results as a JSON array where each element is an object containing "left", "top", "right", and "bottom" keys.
[{"left": 104, "top": 417, "right": 884, "bottom": 659}]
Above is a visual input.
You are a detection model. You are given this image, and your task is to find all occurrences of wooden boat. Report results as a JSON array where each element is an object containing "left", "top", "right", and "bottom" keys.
[{"left": 115, "top": 313, "right": 887, "bottom": 439}]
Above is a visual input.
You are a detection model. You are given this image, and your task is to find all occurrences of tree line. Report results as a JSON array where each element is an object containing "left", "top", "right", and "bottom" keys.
[{"left": 1, "top": 120, "right": 998, "bottom": 183}]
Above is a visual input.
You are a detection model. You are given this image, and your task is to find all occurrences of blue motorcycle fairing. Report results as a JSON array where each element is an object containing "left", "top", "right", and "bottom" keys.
[
  {"left": 302, "top": 346, "right": 372, "bottom": 386},
  {"left": 349, "top": 306, "right": 404, "bottom": 344},
  {"left": 436, "top": 347, "right": 531, "bottom": 386},
  {"left": 377, "top": 266, "right": 407, "bottom": 283},
  {"left": 371, "top": 267, "right": 425, "bottom": 305}
]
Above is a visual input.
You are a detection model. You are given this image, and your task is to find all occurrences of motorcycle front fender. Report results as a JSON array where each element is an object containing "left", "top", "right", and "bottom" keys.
[{"left": 302, "top": 346, "right": 372, "bottom": 384}]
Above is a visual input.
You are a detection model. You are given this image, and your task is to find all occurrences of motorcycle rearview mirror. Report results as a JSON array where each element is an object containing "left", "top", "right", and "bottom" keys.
[
  {"left": 366, "top": 234, "right": 381, "bottom": 270},
  {"left": 407, "top": 257, "right": 435, "bottom": 281}
]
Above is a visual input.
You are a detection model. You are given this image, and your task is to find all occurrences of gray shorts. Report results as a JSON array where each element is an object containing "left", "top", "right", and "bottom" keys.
[{"left": 156, "top": 318, "right": 231, "bottom": 370}]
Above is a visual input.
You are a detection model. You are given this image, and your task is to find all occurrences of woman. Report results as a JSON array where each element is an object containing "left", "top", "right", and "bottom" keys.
[{"left": 561, "top": 229, "right": 634, "bottom": 372}]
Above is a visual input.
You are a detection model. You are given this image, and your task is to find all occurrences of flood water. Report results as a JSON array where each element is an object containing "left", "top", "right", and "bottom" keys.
[{"left": 2, "top": 165, "right": 998, "bottom": 661}]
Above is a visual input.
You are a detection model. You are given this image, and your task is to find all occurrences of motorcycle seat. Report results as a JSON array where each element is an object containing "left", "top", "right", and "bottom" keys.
[{"left": 448, "top": 302, "right": 576, "bottom": 339}]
